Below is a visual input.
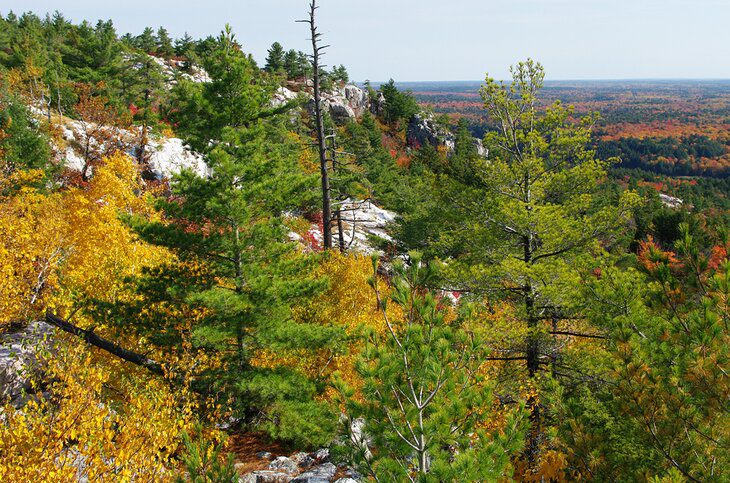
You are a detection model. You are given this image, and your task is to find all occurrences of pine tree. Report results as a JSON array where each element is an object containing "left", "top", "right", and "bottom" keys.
[
  {"left": 379, "top": 79, "right": 419, "bottom": 126},
  {"left": 331, "top": 64, "right": 349, "bottom": 84},
  {"left": 155, "top": 27, "right": 174, "bottom": 58},
  {"left": 135, "top": 27, "right": 156, "bottom": 54},
  {"left": 0, "top": 91, "right": 52, "bottom": 179},
  {"left": 413, "top": 59, "right": 640, "bottom": 468},
  {"left": 132, "top": 27, "right": 339, "bottom": 446},
  {"left": 264, "top": 41, "right": 285, "bottom": 73},
  {"left": 572, "top": 226, "right": 730, "bottom": 481},
  {"left": 168, "top": 25, "right": 291, "bottom": 154},
  {"left": 335, "top": 255, "right": 527, "bottom": 481},
  {"left": 124, "top": 51, "right": 165, "bottom": 174}
]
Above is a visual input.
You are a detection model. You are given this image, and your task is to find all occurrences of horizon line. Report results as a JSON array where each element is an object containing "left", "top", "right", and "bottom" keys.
[{"left": 360, "top": 78, "right": 730, "bottom": 84}]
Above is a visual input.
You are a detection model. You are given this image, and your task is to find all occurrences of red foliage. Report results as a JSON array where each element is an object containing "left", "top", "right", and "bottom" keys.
[
  {"left": 708, "top": 245, "right": 728, "bottom": 271},
  {"left": 637, "top": 236, "right": 682, "bottom": 273}
]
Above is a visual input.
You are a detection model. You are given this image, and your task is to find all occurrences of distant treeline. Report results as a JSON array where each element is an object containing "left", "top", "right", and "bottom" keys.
[{"left": 597, "top": 134, "right": 729, "bottom": 177}]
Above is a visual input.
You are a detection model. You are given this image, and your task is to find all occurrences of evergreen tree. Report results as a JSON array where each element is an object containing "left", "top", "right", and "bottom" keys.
[
  {"left": 0, "top": 91, "right": 52, "bottom": 180},
  {"left": 410, "top": 59, "right": 640, "bottom": 467},
  {"left": 335, "top": 255, "right": 527, "bottom": 480},
  {"left": 132, "top": 26, "right": 338, "bottom": 446},
  {"left": 155, "top": 27, "right": 174, "bottom": 58},
  {"left": 568, "top": 226, "right": 730, "bottom": 481},
  {"left": 283, "top": 49, "right": 299, "bottom": 78},
  {"left": 124, "top": 51, "right": 165, "bottom": 172},
  {"left": 174, "top": 32, "right": 195, "bottom": 57},
  {"left": 168, "top": 26, "right": 294, "bottom": 154},
  {"left": 379, "top": 79, "right": 419, "bottom": 126},
  {"left": 264, "top": 41, "right": 285, "bottom": 73},
  {"left": 135, "top": 27, "right": 157, "bottom": 54},
  {"left": 331, "top": 64, "right": 349, "bottom": 84},
  {"left": 174, "top": 32, "right": 199, "bottom": 70}
]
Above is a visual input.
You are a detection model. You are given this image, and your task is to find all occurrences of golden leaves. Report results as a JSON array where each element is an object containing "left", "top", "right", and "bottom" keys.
[{"left": 0, "top": 340, "right": 208, "bottom": 482}]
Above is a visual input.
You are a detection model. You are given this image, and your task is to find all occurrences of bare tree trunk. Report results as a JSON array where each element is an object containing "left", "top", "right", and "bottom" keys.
[
  {"left": 329, "top": 130, "right": 346, "bottom": 252},
  {"left": 55, "top": 69, "right": 63, "bottom": 117},
  {"left": 300, "top": 0, "right": 332, "bottom": 250}
]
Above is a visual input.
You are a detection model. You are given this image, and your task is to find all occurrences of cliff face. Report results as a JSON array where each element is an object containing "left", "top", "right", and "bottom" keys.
[
  {"left": 54, "top": 116, "right": 209, "bottom": 181},
  {"left": 406, "top": 113, "right": 487, "bottom": 157},
  {"left": 273, "top": 82, "right": 372, "bottom": 125}
]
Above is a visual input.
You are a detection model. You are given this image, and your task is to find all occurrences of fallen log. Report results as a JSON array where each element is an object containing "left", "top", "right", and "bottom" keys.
[{"left": 45, "top": 312, "right": 165, "bottom": 376}]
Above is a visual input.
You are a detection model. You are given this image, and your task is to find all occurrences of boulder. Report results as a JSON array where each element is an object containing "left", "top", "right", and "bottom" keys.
[
  {"left": 144, "top": 136, "right": 210, "bottom": 180},
  {"left": 0, "top": 321, "right": 54, "bottom": 403},
  {"left": 326, "top": 101, "right": 357, "bottom": 124},
  {"left": 272, "top": 86, "right": 300, "bottom": 108},
  {"left": 343, "top": 85, "right": 369, "bottom": 114},
  {"left": 239, "top": 471, "right": 293, "bottom": 483},
  {"left": 269, "top": 456, "right": 299, "bottom": 474},
  {"left": 371, "top": 92, "right": 386, "bottom": 116},
  {"left": 407, "top": 113, "right": 487, "bottom": 158},
  {"left": 290, "top": 463, "right": 337, "bottom": 483},
  {"left": 311, "top": 448, "right": 330, "bottom": 463},
  {"left": 290, "top": 452, "right": 315, "bottom": 469},
  {"left": 406, "top": 113, "right": 455, "bottom": 152}
]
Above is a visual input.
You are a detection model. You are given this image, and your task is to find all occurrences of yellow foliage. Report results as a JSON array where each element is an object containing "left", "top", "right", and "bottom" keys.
[
  {"left": 0, "top": 153, "right": 170, "bottom": 327},
  {"left": 0, "top": 340, "right": 212, "bottom": 482},
  {"left": 56, "top": 152, "right": 170, "bottom": 309},
  {"left": 0, "top": 172, "right": 67, "bottom": 325},
  {"left": 252, "top": 252, "right": 394, "bottom": 396},
  {"left": 515, "top": 449, "right": 569, "bottom": 483},
  {"left": 0, "top": 154, "right": 228, "bottom": 479}
]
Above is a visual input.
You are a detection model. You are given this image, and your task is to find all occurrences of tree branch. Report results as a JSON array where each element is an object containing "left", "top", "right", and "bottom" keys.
[{"left": 45, "top": 312, "right": 164, "bottom": 376}]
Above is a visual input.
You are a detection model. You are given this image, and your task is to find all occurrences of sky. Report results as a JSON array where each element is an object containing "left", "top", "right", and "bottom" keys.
[{"left": 2, "top": 0, "right": 729, "bottom": 82}]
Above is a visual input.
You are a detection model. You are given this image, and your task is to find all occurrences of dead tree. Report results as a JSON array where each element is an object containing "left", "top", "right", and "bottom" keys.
[
  {"left": 298, "top": 0, "right": 333, "bottom": 249},
  {"left": 327, "top": 129, "right": 346, "bottom": 252}
]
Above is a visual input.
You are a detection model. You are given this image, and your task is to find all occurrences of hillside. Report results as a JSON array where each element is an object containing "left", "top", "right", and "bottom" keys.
[{"left": 1, "top": 9, "right": 728, "bottom": 483}]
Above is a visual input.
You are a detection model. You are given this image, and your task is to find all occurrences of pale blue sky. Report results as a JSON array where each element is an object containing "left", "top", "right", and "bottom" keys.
[{"left": 3, "top": 0, "right": 729, "bottom": 81}]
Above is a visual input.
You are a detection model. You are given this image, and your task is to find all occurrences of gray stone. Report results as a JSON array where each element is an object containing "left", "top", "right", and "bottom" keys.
[
  {"left": 372, "top": 92, "right": 386, "bottom": 116},
  {"left": 343, "top": 85, "right": 369, "bottom": 115},
  {"left": 291, "top": 462, "right": 337, "bottom": 482},
  {"left": 239, "top": 470, "right": 293, "bottom": 483},
  {"left": 290, "top": 451, "right": 314, "bottom": 468},
  {"left": 0, "top": 321, "right": 54, "bottom": 403},
  {"left": 269, "top": 456, "right": 299, "bottom": 474},
  {"left": 311, "top": 448, "right": 330, "bottom": 462},
  {"left": 327, "top": 102, "right": 357, "bottom": 124},
  {"left": 406, "top": 113, "right": 455, "bottom": 152},
  {"left": 334, "top": 479, "right": 359, "bottom": 483},
  {"left": 257, "top": 451, "right": 273, "bottom": 460}
]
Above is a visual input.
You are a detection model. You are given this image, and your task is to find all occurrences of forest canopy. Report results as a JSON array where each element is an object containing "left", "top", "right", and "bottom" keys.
[{"left": 0, "top": 7, "right": 728, "bottom": 483}]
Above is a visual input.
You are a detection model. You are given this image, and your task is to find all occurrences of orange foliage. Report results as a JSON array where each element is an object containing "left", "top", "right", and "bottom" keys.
[{"left": 251, "top": 252, "right": 396, "bottom": 398}]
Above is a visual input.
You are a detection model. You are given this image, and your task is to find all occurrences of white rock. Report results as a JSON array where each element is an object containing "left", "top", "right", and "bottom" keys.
[
  {"left": 659, "top": 193, "right": 683, "bottom": 208},
  {"left": 145, "top": 136, "right": 209, "bottom": 179},
  {"left": 0, "top": 321, "right": 54, "bottom": 403}
]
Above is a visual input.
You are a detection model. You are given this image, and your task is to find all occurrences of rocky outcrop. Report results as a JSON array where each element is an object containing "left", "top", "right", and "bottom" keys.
[
  {"left": 144, "top": 136, "right": 209, "bottom": 179},
  {"left": 0, "top": 321, "right": 54, "bottom": 404},
  {"left": 312, "top": 84, "right": 371, "bottom": 125},
  {"left": 407, "top": 113, "right": 456, "bottom": 152},
  {"left": 238, "top": 447, "right": 361, "bottom": 483},
  {"left": 406, "top": 113, "right": 487, "bottom": 157},
  {"left": 659, "top": 193, "right": 683, "bottom": 209},
  {"left": 291, "top": 462, "right": 337, "bottom": 482},
  {"left": 289, "top": 199, "right": 396, "bottom": 254},
  {"left": 274, "top": 83, "right": 371, "bottom": 125},
  {"left": 269, "top": 456, "right": 299, "bottom": 475},
  {"left": 55, "top": 117, "right": 209, "bottom": 180}
]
